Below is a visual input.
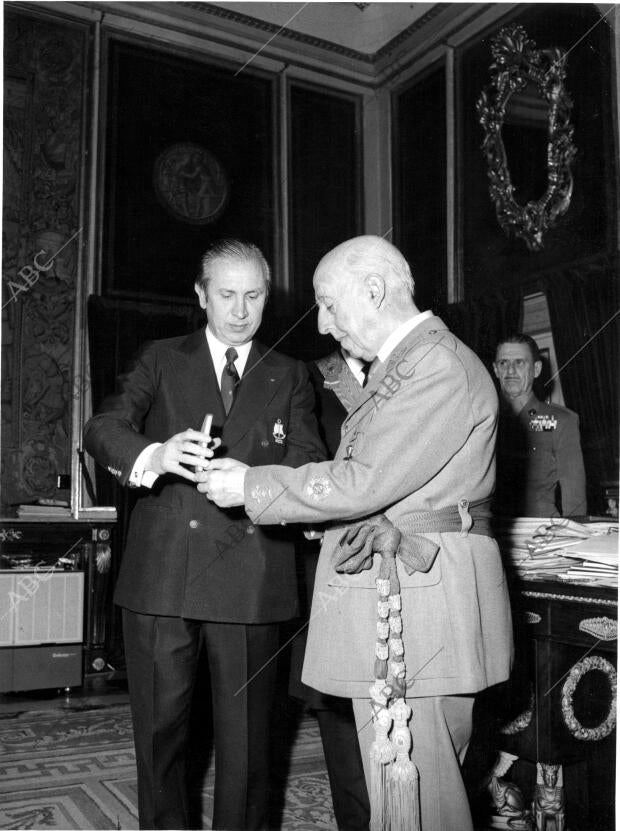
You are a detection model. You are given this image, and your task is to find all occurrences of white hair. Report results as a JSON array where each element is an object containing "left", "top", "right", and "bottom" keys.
[{"left": 324, "top": 235, "right": 414, "bottom": 299}]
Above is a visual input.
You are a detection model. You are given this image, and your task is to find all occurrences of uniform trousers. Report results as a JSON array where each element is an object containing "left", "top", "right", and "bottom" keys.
[
  {"left": 352, "top": 694, "right": 475, "bottom": 831},
  {"left": 122, "top": 610, "right": 278, "bottom": 830}
]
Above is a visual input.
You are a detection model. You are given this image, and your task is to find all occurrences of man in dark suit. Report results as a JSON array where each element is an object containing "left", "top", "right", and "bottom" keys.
[
  {"left": 290, "top": 348, "right": 370, "bottom": 831},
  {"left": 83, "top": 239, "right": 325, "bottom": 830}
]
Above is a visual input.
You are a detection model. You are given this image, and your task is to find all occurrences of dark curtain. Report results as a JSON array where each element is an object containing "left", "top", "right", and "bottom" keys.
[
  {"left": 543, "top": 255, "right": 619, "bottom": 513},
  {"left": 87, "top": 294, "right": 203, "bottom": 520},
  {"left": 437, "top": 287, "right": 524, "bottom": 374}
]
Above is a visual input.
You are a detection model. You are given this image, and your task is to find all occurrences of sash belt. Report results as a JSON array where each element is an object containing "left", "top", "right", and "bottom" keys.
[{"left": 333, "top": 498, "right": 493, "bottom": 576}]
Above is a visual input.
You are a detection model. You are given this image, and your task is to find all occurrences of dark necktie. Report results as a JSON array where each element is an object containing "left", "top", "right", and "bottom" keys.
[
  {"left": 221, "top": 347, "right": 239, "bottom": 415},
  {"left": 361, "top": 361, "right": 371, "bottom": 388}
]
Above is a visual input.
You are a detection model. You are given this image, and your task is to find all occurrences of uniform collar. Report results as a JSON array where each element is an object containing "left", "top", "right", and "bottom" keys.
[{"left": 376, "top": 310, "right": 434, "bottom": 363}]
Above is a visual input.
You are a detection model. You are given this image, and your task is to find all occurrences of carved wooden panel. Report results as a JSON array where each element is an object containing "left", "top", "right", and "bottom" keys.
[{"left": 1, "top": 11, "right": 88, "bottom": 506}]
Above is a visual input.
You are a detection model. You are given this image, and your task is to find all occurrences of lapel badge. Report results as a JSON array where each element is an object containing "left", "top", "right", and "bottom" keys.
[{"left": 273, "top": 418, "right": 286, "bottom": 444}]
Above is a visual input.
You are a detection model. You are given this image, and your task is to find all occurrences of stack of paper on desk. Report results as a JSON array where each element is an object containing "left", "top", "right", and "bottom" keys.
[
  {"left": 495, "top": 517, "right": 619, "bottom": 586},
  {"left": 559, "top": 526, "right": 618, "bottom": 585},
  {"left": 561, "top": 528, "right": 618, "bottom": 565}
]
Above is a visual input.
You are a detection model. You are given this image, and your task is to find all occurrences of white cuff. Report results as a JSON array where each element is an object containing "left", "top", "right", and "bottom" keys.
[{"left": 129, "top": 443, "right": 162, "bottom": 488}]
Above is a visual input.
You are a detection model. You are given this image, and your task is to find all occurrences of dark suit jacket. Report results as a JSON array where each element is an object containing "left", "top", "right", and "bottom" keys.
[
  {"left": 84, "top": 328, "right": 326, "bottom": 623},
  {"left": 307, "top": 360, "right": 348, "bottom": 457}
]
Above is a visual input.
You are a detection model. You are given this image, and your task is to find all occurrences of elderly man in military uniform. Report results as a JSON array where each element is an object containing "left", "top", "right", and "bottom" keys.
[
  {"left": 290, "top": 345, "right": 371, "bottom": 831},
  {"left": 493, "top": 334, "right": 587, "bottom": 517},
  {"left": 197, "top": 235, "right": 514, "bottom": 831}
]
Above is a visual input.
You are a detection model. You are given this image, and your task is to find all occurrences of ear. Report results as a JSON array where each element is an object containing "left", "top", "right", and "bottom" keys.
[
  {"left": 533, "top": 360, "right": 542, "bottom": 378},
  {"left": 492, "top": 362, "right": 500, "bottom": 379},
  {"left": 194, "top": 282, "right": 207, "bottom": 310},
  {"left": 364, "top": 273, "right": 385, "bottom": 308}
]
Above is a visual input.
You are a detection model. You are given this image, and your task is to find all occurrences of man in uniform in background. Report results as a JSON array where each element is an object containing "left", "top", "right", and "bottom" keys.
[
  {"left": 198, "top": 235, "right": 513, "bottom": 831},
  {"left": 493, "top": 333, "right": 587, "bottom": 517},
  {"left": 84, "top": 239, "right": 325, "bottom": 830}
]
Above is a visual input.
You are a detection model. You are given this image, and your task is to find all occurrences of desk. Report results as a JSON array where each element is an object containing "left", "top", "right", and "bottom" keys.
[{"left": 499, "top": 578, "right": 617, "bottom": 830}]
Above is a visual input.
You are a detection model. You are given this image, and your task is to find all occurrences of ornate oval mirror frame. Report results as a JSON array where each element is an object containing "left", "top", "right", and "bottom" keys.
[{"left": 477, "top": 24, "right": 577, "bottom": 251}]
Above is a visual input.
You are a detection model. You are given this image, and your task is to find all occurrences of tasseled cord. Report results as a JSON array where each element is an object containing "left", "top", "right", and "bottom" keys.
[
  {"left": 368, "top": 526, "right": 420, "bottom": 831},
  {"left": 389, "top": 698, "right": 420, "bottom": 830}
]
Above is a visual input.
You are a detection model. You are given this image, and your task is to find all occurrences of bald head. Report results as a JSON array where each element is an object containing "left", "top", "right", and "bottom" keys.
[
  {"left": 313, "top": 235, "right": 420, "bottom": 361},
  {"left": 316, "top": 235, "right": 415, "bottom": 303}
]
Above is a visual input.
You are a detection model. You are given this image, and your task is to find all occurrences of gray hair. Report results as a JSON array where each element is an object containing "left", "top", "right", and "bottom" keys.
[{"left": 196, "top": 239, "right": 271, "bottom": 296}]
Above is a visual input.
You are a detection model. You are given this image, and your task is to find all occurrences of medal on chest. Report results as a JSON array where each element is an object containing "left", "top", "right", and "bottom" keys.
[{"left": 529, "top": 412, "right": 557, "bottom": 432}]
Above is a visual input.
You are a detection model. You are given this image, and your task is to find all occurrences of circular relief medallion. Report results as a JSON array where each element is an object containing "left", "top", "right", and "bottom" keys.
[
  {"left": 153, "top": 142, "right": 229, "bottom": 225},
  {"left": 561, "top": 655, "right": 617, "bottom": 741}
]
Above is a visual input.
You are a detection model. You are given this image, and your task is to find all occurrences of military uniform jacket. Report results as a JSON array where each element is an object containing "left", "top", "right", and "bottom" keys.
[
  {"left": 289, "top": 349, "right": 360, "bottom": 706},
  {"left": 83, "top": 328, "right": 326, "bottom": 623},
  {"left": 244, "top": 316, "right": 514, "bottom": 699},
  {"left": 494, "top": 393, "right": 587, "bottom": 517}
]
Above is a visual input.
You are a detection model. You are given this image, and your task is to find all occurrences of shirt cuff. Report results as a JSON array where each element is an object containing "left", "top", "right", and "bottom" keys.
[{"left": 129, "top": 443, "right": 162, "bottom": 488}]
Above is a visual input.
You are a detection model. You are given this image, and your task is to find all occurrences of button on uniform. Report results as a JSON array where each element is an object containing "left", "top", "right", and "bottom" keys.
[{"left": 189, "top": 519, "right": 199, "bottom": 529}]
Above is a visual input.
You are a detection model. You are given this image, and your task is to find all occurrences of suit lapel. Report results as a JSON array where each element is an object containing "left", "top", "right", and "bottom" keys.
[
  {"left": 172, "top": 329, "right": 226, "bottom": 431},
  {"left": 343, "top": 315, "right": 448, "bottom": 427},
  {"left": 222, "top": 341, "right": 287, "bottom": 448}
]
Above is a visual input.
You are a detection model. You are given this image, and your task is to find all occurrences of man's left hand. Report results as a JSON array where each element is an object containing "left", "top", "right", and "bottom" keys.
[{"left": 196, "top": 458, "right": 248, "bottom": 507}]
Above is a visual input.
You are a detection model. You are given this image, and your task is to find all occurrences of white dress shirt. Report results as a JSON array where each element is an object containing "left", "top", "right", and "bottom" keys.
[
  {"left": 205, "top": 326, "right": 252, "bottom": 384},
  {"left": 341, "top": 349, "right": 367, "bottom": 387}
]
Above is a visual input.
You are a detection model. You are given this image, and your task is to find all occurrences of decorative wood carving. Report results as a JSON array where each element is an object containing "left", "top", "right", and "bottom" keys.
[
  {"left": 561, "top": 655, "right": 617, "bottom": 741},
  {"left": 500, "top": 688, "right": 535, "bottom": 735},
  {"left": 477, "top": 24, "right": 577, "bottom": 251},
  {"left": 1, "top": 12, "right": 86, "bottom": 505},
  {"left": 522, "top": 591, "right": 617, "bottom": 608},
  {"left": 578, "top": 616, "right": 617, "bottom": 641}
]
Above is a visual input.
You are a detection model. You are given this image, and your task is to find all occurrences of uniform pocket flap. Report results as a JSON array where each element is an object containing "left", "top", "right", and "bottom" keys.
[{"left": 327, "top": 551, "right": 442, "bottom": 589}]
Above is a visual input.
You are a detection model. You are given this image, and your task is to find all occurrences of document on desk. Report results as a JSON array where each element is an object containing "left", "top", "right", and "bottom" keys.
[{"left": 561, "top": 529, "right": 618, "bottom": 567}]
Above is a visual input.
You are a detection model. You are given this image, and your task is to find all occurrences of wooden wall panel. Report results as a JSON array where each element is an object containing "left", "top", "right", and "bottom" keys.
[
  {"left": 103, "top": 41, "right": 275, "bottom": 302},
  {"left": 393, "top": 64, "right": 447, "bottom": 311},
  {"left": 1, "top": 10, "right": 88, "bottom": 507}
]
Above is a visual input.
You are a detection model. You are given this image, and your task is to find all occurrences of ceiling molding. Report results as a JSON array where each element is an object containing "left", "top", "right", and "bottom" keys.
[
  {"left": 15, "top": 1, "right": 512, "bottom": 90},
  {"left": 374, "top": 5, "right": 448, "bottom": 62},
  {"left": 180, "top": 2, "right": 472, "bottom": 68},
  {"left": 182, "top": 2, "right": 376, "bottom": 63}
]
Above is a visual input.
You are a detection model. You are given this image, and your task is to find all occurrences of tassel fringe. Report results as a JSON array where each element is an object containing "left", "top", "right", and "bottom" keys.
[
  {"left": 369, "top": 753, "right": 390, "bottom": 831},
  {"left": 389, "top": 761, "right": 421, "bottom": 831}
]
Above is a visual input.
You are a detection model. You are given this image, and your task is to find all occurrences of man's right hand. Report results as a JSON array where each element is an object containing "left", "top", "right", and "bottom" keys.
[{"left": 149, "top": 429, "right": 221, "bottom": 482}]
